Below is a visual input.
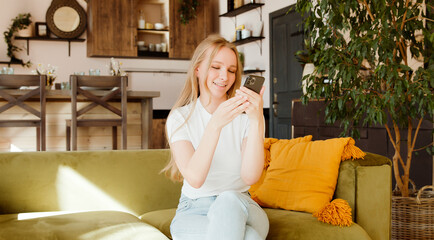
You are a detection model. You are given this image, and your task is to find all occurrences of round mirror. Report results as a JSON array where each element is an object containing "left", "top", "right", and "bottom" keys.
[
  {"left": 53, "top": 7, "right": 80, "bottom": 32},
  {"left": 46, "top": 0, "right": 87, "bottom": 39}
]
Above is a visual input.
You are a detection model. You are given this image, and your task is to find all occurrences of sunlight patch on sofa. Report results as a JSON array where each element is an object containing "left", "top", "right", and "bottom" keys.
[
  {"left": 17, "top": 211, "right": 76, "bottom": 220},
  {"left": 79, "top": 222, "right": 167, "bottom": 240},
  {"left": 56, "top": 166, "right": 133, "bottom": 213}
]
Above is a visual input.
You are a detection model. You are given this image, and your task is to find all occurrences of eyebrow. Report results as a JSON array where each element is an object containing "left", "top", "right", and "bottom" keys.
[{"left": 211, "top": 60, "right": 237, "bottom": 68}]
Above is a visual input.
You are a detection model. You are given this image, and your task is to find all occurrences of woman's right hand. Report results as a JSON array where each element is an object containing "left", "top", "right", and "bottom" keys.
[{"left": 209, "top": 95, "right": 249, "bottom": 130}]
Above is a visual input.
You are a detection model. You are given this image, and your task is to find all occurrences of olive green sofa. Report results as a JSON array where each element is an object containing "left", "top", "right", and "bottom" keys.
[{"left": 0, "top": 149, "right": 391, "bottom": 240}]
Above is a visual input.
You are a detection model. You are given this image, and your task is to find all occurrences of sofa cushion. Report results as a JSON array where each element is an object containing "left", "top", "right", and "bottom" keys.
[
  {"left": 0, "top": 210, "right": 168, "bottom": 240},
  {"left": 264, "top": 208, "right": 371, "bottom": 240},
  {"left": 250, "top": 136, "right": 312, "bottom": 196},
  {"left": 140, "top": 208, "right": 176, "bottom": 239},
  {"left": 139, "top": 208, "right": 372, "bottom": 240},
  {"left": 252, "top": 138, "right": 363, "bottom": 214}
]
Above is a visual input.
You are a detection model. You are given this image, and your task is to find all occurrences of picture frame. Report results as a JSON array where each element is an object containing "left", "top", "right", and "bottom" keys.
[{"left": 35, "top": 22, "right": 49, "bottom": 37}]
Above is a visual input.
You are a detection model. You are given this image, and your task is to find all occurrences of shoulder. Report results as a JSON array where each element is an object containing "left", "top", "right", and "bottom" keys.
[{"left": 167, "top": 104, "right": 192, "bottom": 122}]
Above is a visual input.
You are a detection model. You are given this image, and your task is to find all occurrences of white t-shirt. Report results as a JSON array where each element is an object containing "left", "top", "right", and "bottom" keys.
[{"left": 166, "top": 97, "right": 250, "bottom": 199}]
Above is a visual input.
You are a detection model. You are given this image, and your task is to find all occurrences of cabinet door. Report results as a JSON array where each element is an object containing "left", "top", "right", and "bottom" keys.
[
  {"left": 169, "top": 0, "right": 214, "bottom": 59},
  {"left": 87, "top": 0, "right": 137, "bottom": 57}
]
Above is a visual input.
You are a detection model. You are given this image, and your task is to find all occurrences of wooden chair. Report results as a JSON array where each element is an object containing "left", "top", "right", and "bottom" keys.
[
  {"left": 0, "top": 74, "right": 47, "bottom": 151},
  {"left": 66, "top": 75, "right": 127, "bottom": 151}
]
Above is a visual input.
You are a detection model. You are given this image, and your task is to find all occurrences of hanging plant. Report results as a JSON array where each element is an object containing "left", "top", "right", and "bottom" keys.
[
  {"left": 179, "top": 0, "right": 199, "bottom": 25},
  {"left": 3, "top": 13, "right": 32, "bottom": 67}
]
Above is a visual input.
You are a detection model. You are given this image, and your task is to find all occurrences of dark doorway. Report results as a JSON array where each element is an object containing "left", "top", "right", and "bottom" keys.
[{"left": 269, "top": 6, "right": 304, "bottom": 139}]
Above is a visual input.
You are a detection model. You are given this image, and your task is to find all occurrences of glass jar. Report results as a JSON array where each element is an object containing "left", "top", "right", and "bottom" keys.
[{"left": 138, "top": 10, "right": 145, "bottom": 29}]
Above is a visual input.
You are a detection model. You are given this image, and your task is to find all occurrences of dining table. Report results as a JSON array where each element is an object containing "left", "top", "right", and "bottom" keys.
[{"left": 0, "top": 88, "right": 160, "bottom": 149}]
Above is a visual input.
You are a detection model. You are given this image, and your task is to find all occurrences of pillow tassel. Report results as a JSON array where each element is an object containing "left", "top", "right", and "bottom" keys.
[
  {"left": 313, "top": 199, "right": 353, "bottom": 227},
  {"left": 341, "top": 138, "right": 366, "bottom": 161}
]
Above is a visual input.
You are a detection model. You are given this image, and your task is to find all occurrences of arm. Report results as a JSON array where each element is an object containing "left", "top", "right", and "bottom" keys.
[
  {"left": 237, "top": 86, "right": 266, "bottom": 185},
  {"left": 170, "top": 96, "right": 250, "bottom": 188}
]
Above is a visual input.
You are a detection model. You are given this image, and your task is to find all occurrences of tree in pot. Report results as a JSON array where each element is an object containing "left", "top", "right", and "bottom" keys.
[{"left": 295, "top": 0, "right": 433, "bottom": 199}]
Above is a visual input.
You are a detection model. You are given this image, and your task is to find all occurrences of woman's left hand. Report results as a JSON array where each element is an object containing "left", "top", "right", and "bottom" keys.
[{"left": 235, "top": 86, "right": 265, "bottom": 122}]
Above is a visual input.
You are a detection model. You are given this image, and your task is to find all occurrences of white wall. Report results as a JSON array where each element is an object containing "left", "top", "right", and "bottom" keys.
[
  {"left": 218, "top": 0, "right": 296, "bottom": 109},
  {"left": 0, "top": 0, "right": 294, "bottom": 109}
]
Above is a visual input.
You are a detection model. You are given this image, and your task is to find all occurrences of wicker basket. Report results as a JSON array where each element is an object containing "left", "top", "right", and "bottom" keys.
[{"left": 392, "top": 185, "right": 434, "bottom": 240}]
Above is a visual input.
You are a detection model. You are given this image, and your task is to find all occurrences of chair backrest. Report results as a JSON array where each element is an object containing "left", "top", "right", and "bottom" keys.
[
  {"left": 0, "top": 74, "right": 47, "bottom": 117},
  {"left": 0, "top": 74, "right": 47, "bottom": 150},
  {"left": 69, "top": 75, "right": 128, "bottom": 121}
]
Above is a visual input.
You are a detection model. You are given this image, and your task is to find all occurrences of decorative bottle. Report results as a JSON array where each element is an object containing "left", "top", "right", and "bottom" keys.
[{"left": 138, "top": 10, "right": 145, "bottom": 29}]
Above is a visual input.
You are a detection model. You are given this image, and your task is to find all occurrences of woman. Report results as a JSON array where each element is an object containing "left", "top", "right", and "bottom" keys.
[{"left": 163, "top": 35, "right": 269, "bottom": 240}]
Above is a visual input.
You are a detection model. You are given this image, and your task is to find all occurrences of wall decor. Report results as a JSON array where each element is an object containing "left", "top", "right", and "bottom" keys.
[
  {"left": 3, "top": 13, "right": 32, "bottom": 67},
  {"left": 46, "top": 0, "right": 86, "bottom": 39},
  {"left": 35, "top": 22, "right": 49, "bottom": 37}
]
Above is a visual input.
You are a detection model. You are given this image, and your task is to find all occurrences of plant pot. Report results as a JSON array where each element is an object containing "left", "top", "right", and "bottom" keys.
[
  {"left": 391, "top": 185, "right": 434, "bottom": 240},
  {"left": 16, "top": 26, "right": 33, "bottom": 37}
]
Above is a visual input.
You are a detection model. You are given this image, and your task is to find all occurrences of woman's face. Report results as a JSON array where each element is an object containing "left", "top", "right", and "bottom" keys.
[{"left": 196, "top": 46, "right": 238, "bottom": 101}]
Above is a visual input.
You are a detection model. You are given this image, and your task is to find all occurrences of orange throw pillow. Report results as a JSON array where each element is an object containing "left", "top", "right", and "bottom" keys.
[
  {"left": 251, "top": 137, "right": 360, "bottom": 214},
  {"left": 249, "top": 136, "right": 312, "bottom": 195}
]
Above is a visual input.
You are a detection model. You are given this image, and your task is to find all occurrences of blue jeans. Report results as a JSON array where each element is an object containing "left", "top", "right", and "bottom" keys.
[{"left": 170, "top": 191, "right": 269, "bottom": 240}]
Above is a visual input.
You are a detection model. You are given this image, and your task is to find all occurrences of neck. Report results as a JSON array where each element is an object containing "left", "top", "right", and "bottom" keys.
[{"left": 199, "top": 95, "right": 227, "bottom": 114}]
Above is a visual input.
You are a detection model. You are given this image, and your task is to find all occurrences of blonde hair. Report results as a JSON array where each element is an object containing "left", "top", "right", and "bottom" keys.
[{"left": 162, "top": 34, "right": 243, "bottom": 182}]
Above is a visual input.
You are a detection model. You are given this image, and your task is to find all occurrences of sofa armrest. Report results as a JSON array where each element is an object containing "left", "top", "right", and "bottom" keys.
[{"left": 335, "top": 152, "right": 391, "bottom": 240}]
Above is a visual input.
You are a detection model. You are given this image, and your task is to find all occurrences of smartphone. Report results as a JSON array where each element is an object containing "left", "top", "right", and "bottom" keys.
[{"left": 243, "top": 75, "right": 265, "bottom": 94}]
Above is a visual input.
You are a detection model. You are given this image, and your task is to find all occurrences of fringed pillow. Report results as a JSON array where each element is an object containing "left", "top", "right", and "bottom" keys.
[
  {"left": 251, "top": 137, "right": 365, "bottom": 226},
  {"left": 249, "top": 136, "right": 312, "bottom": 196}
]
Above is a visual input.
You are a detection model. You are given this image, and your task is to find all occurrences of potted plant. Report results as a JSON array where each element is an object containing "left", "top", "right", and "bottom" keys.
[
  {"left": 3, "top": 13, "right": 32, "bottom": 67},
  {"left": 179, "top": 0, "right": 199, "bottom": 25},
  {"left": 295, "top": 0, "right": 433, "bottom": 237}
]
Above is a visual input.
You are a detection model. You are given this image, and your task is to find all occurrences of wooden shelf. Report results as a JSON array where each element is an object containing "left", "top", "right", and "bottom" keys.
[
  {"left": 233, "top": 36, "right": 264, "bottom": 46},
  {"left": 219, "top": 3, "right": 264, "bottom": 17},
  {"left": 14, "top": 36, "right": 85, "bottom": 42},
  {"left": 243, "top": 69, "right": 265, "bottom": 74},
  {"left": 138, "top": 29, "right": 169, "bottom": 34},
  {"left": 138, "top": 51, "right": 168, "bottom": 58},
  {"left": 14, "top": 36, "right": 85, "bottom": 56}
]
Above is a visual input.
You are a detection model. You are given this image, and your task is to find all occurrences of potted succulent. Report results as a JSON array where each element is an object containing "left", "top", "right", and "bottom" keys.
[
  {"left": 295, "top": 0, "right": 433, "bottom": 237},
  {"left": 3, "top": 13, "right": 32, "bottom": 67}
]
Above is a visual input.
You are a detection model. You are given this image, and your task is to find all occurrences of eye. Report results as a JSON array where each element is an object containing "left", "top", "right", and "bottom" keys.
[
  {"left": 211, "top": 65, "right": 220, "bottom": 70},
  {"left": 228, "top": 69, "right": 236, "bottom": 74}
]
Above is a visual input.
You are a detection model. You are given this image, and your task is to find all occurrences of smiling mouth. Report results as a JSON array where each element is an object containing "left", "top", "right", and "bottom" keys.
[{"left": 213, "top": 82, "right": 227, "bottom": 87}]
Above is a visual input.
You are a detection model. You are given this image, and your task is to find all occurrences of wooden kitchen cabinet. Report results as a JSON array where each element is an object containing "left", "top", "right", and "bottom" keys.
[
  {"left": 169, "top": 0, "right": 215, "bottom": 59},
  {"left": 87, "top": 0, "right": 137, "bottom": 57},
  {"left": 87, "top": 0, "right": 214, "bottom": 59}
]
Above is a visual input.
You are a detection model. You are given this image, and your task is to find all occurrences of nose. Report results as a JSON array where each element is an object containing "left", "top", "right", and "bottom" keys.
[{"left": 219, "top": 68, "right": 228, "bottom": 81}]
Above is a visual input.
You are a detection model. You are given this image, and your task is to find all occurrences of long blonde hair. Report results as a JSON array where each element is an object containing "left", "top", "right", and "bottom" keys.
[{"left": 162, "top": 34, "right": 243, "bottom": 182}]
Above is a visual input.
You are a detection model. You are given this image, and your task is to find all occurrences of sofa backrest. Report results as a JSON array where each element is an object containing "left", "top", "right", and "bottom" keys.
[{"left": 0, "top": 149, "right": 182, "bottom": 216}]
